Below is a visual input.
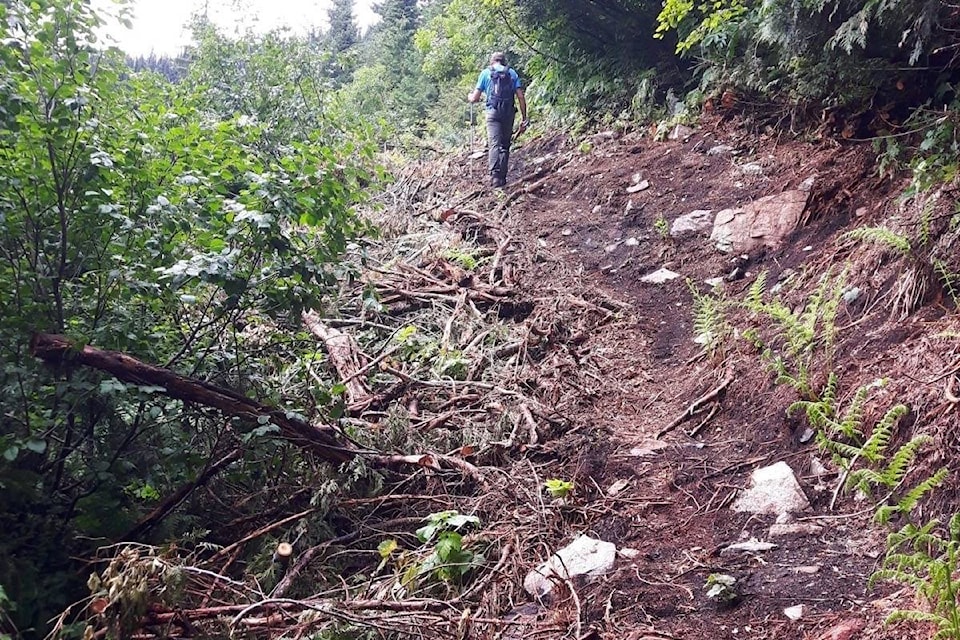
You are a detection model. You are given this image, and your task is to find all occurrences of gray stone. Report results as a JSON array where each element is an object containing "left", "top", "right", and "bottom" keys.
[
  {"left": 739, "top": 162, "right": 764, "bottom": 175},
  {"left": 669, "top": 124, "right": 695, "bottom": 140},
  {"left": 523, "top": 535, "right": 617, "bottom": 598},
  {"left": 670, "top": 209, "right": 715, "bottom": 237},
  {"left": 640, "top": 268, "right": 680, "bottom": 284},
  {"left": 710, "top": 190, "right": 810, "bottom": 253},
  {"left": 707, "top": 145, "right": 735, "bottom": 156},
  {"left": 731, "top": 461, "right": 810, "bottom": 516},
  {"left": 626, "top": 179, "right": 650, "bottom": 193},
  {"left": 842, "top": 287, "right": 862, "bottom": 304},
  {"left": 720, "top": 538, "right": 777, "bottom": 554},
  {"left": 768, "top": 522, "right": 824, "bottom": 537}
]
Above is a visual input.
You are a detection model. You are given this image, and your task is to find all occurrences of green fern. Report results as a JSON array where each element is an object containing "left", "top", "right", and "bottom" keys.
[
  {"left": 687, "top": 279, "right": 731, "bottom": 355},
  {"left": 875, "top": 466, "right": 949, "bottom": 525},
  {"left": 834, "top": 384, "right": 870, "bottom": 440},
  {"left": 744, "top": 270, "right": 768, "bottom": 309},
  {"left": 787, "top": 373, "right": 838, "bottom": 429},
  {"left": 859, "top": 404, "right": 907, "bottom": 464},
  {"left": 842, "top": 226, "right": 913, "bottom": 255},
  {"left": 882, "top": 433, "right": 930, "bottom": 485},
  {"left": 872, "top": 513, "right": 960, "bottom": 640}
]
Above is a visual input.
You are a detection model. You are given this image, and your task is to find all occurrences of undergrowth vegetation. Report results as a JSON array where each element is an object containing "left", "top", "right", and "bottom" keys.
[
  {"left": 7, "top": 0, "right": 960, "bottom": 637},
  {"left": 692, "top": 265, "right": 958, "bottom": 637}
]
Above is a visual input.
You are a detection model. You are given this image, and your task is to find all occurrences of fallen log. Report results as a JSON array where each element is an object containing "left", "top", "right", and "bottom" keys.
[
  {"left": 30, "top": 333, "right": 359, "bottom": 463},
  {"left": 301, "top": 310, "right": 372, "bottom": 407},
  {"left": 31, "top": 333, "right": 482, "bottom": 477}
]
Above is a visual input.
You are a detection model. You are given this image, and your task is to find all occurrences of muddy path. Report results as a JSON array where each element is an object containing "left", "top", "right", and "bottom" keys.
[{"left": 426, "top": 120, "right": 946, "bottom": 640}]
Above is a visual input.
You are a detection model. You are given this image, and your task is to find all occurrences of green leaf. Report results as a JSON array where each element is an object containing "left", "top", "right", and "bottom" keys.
[
  {"left": 377, "top": 539, "right": 398, "bottom": 558},
  {"left": 24, "top": 439, "right": 46, "bottom": 454}
]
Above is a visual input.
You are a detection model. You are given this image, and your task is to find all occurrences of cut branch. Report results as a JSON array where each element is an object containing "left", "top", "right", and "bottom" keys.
[
  {"left": 301, "top": 310, "right": 372, "bottom": 406},
  {"left": 657, "top": 368, "right": 734, "bottom": 438}
]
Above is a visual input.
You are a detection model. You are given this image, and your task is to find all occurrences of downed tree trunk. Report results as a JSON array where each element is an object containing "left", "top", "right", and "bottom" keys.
[
  {"left": 31, "top": 334, "right": 482, "bottom": 479},
  {"left": 30, "top": 333, "right": 358, "bottom": 463},
  {"left": 301, "top": 310, "right": 372, "bottom": 407}
]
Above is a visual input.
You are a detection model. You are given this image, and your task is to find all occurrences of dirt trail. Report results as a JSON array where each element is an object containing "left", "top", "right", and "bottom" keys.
[{"left": 443, "top": 121, "right": 936, "bottom": 640}]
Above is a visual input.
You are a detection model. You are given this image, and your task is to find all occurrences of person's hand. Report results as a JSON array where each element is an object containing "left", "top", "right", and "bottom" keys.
[{"left": 518, "top": 119, "right": 529, "bottom": 134}]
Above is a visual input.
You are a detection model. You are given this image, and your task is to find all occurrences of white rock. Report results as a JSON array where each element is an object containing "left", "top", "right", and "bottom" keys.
[
  {"left": 561, "top": 228, "right": 573, "bottom": 236},
  {"left": 721, "top": 539, "right": 777, "bottom": 554},
  {"left": 769, "top": 523, "right": 823, "bottom": 537},
  {"left": 523, "top": 535, "right": 617, "bottom": 598},
  {"left": 592, "top": 205, "right": 603, "bottom": 214},
  {"left": 624, "top": 237, "right": 639, "bottom": 247},
  {"left": 731, "top": 461, "right": 810, "bottom": 516},
  {"left": 740, "top": 162, "right": 763, "bottom": 176},
  {"left": 842, "top": 287, "right": 862, "bottom": 304},
  {"left": 783, "top": 604, "right": 805, "bottom": 621},
  {"left": 793, "top": 565, "right": 821, "bottom": 574},
  {"left": 607, "top": 479, "right": 630, "bottom": 496},
  {"left": 706, "top": 145, "right": 734, "bottom": 156},
  {"left": 618, "top": 547, "right": 640, "bottom": 559},
  {"left": 626, "top": 179, "right": 650, "bottom": 193},
  {"left": 704, "top": 277, "right": 724, "bottom": 288},
  {"left": 640, "top": 268, "right": 680, "bottom": 284},
  {"left": 670, "top": 209, "right": 714, "bottom": 237}
]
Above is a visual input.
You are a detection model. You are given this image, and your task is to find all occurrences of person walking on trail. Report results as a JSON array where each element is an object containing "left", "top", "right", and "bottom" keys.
[{"left": 468, "top": 51, "right": 528, "bottom": 188}]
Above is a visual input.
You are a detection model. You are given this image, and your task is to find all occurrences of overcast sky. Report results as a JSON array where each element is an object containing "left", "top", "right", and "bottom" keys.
[{"left": 96, "top": 0, "right": 380, "bottom": 57}]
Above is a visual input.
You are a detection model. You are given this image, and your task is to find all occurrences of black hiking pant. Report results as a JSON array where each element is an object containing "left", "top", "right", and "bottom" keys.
[{"left": 486, "top": 107, "right": 515, "bottom": 185}]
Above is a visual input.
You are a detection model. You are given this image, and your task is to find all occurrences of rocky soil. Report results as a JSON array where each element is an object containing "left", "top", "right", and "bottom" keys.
[{"left": 413, "top": 116, "right": 960, "bottom": 640}]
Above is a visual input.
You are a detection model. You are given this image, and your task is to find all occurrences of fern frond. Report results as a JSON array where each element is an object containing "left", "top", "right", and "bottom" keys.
[
  {"left": 843, "top": 226, "right": 913, "bottom": 255},
  {"left": 886, "top": 609, "right": 947, "bottom": 626},
  {"left": 858, "top": 407, "right": 904, "bottom": 465},
  {"left": 872, "top": 569, "right": 929, "bottom": 591},
  {"left": 874, "top": 504, "right": 897, "bottom": 525},
  {"left": 949, "top": 514, "right": 960, "bottom": 542},
  {"left": 836, "top": 384, "right": 869, "bottom": 440},
  {"left": 882, "top": 432, "right": 929, "bottom": 486},
  {"left": 896, "top": 466, "right": 948, "bottom": 515},
  {"left": 817, "top": 269, "right": 846, "bottom": 353},
  {"left": 817, "top": 434, "right": 864, "bottom": 460},
  {"left": 800, "top": 271, "right": 830, "bottom": 335},
  {"left": 847, "top": 467, "right": 884, "bottom": 495},
  {"left": 687, "top": 278, "right": 729, "bottom": 354},
  {"left": 744, "top": 270, "right": 768, "bottom": 309}
]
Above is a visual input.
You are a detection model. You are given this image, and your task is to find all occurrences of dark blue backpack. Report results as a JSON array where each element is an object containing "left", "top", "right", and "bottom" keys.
[{"left": 489, "top": 67, "right": 515, "bottom": 114}]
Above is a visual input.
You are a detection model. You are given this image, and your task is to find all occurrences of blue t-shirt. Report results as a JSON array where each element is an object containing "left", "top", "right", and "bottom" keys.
[{"left": 475, "top": 64, "right": 522, "bottom": 109}]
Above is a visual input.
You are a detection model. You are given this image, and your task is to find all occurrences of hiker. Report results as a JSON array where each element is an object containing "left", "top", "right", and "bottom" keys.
[{"left": 468, "top": 51, "right": 528, "bottom": 188}]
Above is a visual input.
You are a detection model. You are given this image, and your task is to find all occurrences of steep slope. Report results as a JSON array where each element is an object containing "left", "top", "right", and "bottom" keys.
[{"left": 427, "top": 118, "right": 954, "bottom": 640}]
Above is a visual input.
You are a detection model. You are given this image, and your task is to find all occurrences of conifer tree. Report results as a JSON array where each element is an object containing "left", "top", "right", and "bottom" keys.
[{"left": 327, "top": 0, "right": 358, "bottom": 54}]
